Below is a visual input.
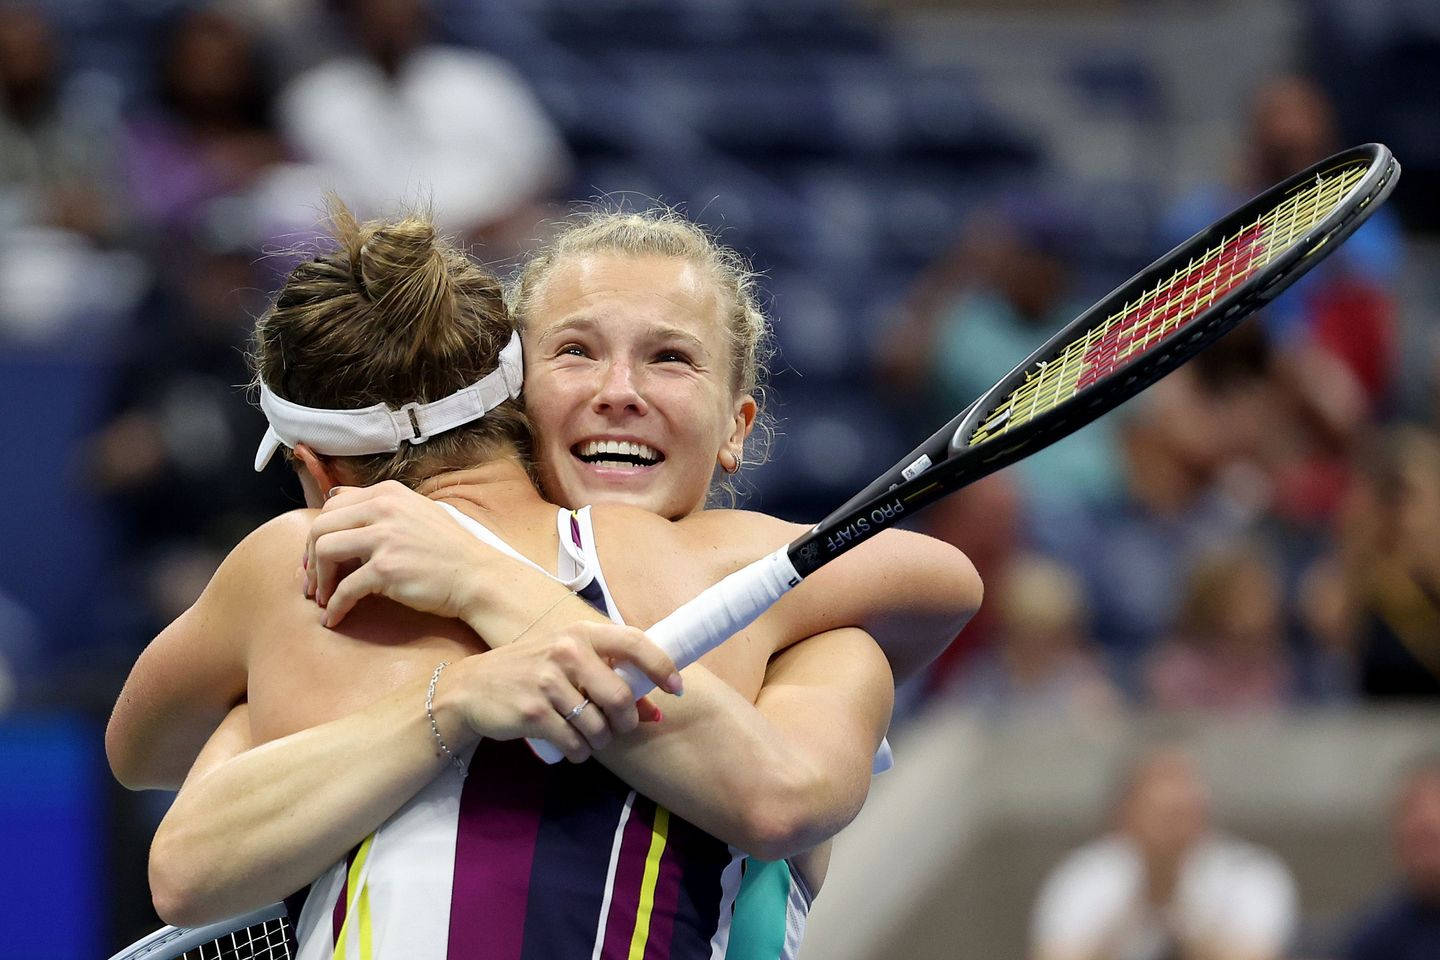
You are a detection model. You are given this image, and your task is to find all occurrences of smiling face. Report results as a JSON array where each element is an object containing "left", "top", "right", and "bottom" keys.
[{"left": 522, "top": 252, "right": 756, "bottom": 519}]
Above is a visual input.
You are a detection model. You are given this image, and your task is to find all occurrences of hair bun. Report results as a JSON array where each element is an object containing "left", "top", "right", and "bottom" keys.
[{"left": 353, "top": 218, "right": 444, "bottom": 305}]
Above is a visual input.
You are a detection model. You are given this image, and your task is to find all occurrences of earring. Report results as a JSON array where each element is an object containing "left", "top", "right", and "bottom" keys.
[{"left": 720, "top": 451, "right": 742, "bottom": 475}]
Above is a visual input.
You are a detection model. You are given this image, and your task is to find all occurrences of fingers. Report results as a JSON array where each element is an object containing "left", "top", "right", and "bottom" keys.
[
  {"left": 538, "top": 625, "right": 679, "bottom": 742},
  {"left": 321, "top": 564, "right": 384, "bottom": 627},
  {"left": 636, "top": 696, "right": 663, "bottom": 724},
  {"left": 538, "top": 631, "right": 675, "bottom": 750},
  {"left": 537, "top": 675, "right": 600, "bottom": 762},
  {"left": 542, "top": 640, "right": 631, "bottom": 746},
  {"left": 562, "top": 698, "right": 613, "bottom": 753},
  {"left": 310, "top": 527, "right": 382, "bottom": 606},
  {"left": 581, "top": 624, "right": 684, "bottom": 697},
  {"left": 538, "top": 710, "right": 592, "bottom": 765},
  {"left": 305, "top": 481, "right": 426, "bottom": 596},
  {"left": 570, "top": 654, "right": 643, "bottom": 737},
  {"left": 306, "top": 501, "right": 381, "bottom": 598}
]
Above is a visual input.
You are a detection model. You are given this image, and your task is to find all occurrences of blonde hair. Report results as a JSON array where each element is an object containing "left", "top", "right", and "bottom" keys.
[
  {"left": 509, "top": 206, "right": 774, "bottom": 500},
  {"left": 251, "top": 198, "right": 530, "bottom": 486}
]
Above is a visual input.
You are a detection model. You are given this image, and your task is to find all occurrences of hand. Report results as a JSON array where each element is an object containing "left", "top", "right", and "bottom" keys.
[
  {"left": 454, "top": 621, "right": 683, "bottom": 763},
  {"left": 304, "top": 481, "right": 496, "bottom": 627}
]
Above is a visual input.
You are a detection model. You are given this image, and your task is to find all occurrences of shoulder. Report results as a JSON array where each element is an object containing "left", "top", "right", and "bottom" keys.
[
  {"left": 1033, "top": 837, "right": 1138, "bottom": 934},
  {"left": 221, "top": 509, "right": 316, "bottom": 578},
  {"left": 677, "top": 508, "right": 808, "bottom": 541},
  {"left": 1183, "top": 836, "right": 1297, "bottom": 942},
  {"left": 412, "top": 47, "right": 515, "bottom": 86},
  {"left": 282, "top": 57, "right": 375, "bottom": 102},
  {"left": 583, "top": 504, "right": 727, "bottom": 625},
  {"left": 191, "top": 509, "right": 315, "bottom": 618},
  {"left": 591, "top": 506, "right": 800, "bottom": 577},
  {"left": 1050, "top": 836, "right": 1136, "bottom": 884},
  {"left": 1191, "top": 834, "right": 1295, "bottom": 891}
]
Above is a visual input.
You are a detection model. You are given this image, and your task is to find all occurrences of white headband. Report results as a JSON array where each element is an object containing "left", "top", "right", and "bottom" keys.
[{"left": 254, "top": 331, "right": 523, "bottom": 471}]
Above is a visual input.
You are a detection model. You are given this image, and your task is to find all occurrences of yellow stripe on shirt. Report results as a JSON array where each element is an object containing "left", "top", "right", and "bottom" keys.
[
  {"left": 334, "top": 833, "right": 376, "bottom": 960},
  {"left": 627, "top": 806, "right": 671, "bottom": 960}
]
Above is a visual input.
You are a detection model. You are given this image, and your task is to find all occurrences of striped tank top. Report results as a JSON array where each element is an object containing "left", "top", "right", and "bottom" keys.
[{"left": 292, "top": 506, "right": 812, "bottom": 960}]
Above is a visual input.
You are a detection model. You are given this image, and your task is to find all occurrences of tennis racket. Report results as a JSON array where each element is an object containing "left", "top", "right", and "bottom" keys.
[
  {"left": 532, "top": 142, "right": 1399, "bottom": 761},
  {"left": 106, "top": 902, "right": 292, "bottom": 960}
]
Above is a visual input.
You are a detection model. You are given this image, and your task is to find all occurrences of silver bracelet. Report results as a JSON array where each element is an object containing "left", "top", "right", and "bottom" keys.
[{"left": 426, "top": 661, "right": 466, "bottom": 772}]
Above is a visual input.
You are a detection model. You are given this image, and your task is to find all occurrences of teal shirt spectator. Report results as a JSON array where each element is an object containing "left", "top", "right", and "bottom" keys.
[{"left": 931, "top": 289, "right": 1123, "bottom": 511}]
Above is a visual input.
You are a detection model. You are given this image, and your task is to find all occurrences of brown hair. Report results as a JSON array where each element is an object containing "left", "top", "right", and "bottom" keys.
[
  {"left": 509, "top": 206, "right": 774, "bottom": 501},
  {"left": 251, "top": 198, "right": 530, "bottom": 486}
]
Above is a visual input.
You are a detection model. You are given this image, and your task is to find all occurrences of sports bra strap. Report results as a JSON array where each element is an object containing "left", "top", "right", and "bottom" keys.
[{"left": 435, "top": 502, "right": 588, "bottom": 592}]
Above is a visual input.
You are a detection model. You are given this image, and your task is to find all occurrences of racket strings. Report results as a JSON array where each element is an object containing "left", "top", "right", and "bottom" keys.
[
  {"left": 969, "top": 160, "right": 1369, "bottom": 446},
  {"left": 179, "top": 918, "right": 293, "bottom": 960}
]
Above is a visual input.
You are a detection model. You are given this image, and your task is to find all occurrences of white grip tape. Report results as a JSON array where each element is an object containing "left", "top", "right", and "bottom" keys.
[{"left": 528, "top": 546, "right": 802, "bottom": 763}]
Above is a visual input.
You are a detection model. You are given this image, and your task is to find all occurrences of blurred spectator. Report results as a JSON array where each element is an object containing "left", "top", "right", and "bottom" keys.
[
  {"left": 878, "top": 203, "right": 1123, "bottom": 515},
  {"left": 275, "top": 0, "right": 569, "bottom": 254},
  {"left": 1344, "top": 756, "right": 1440, "bottom": 960},
  {"left": 1167, "top": 75, "right": 1402, "bottom": 529},
  {"left": 1302, "top": 425, "right": 1440, "bottom": 700},
  {"left": 951, "top": 554, "right": 1121, "bottom": 723},
  {"left": 1047, "top": 365, "right": 1264, "bottom": 678},
  {"left": 1032, "top": 746, "right": 1298, "bottom": 960},
  {"left": 916, "top": 472, "right": 1024, "bottom": 694},
  {"left": 88, "top": 230, "right": 293, "bottom": 639},
  {"left": 120, "top": 5, "right": 286, "bottom": 237},
  {"left": 0, "top": 3, "right": 122, "bottom": 240},
  {"left": 1144, "top": 543, "right": 1295, "bottom": 712},
  {"left": 0, "top": 2, "right": 145, "bottom": 342}
]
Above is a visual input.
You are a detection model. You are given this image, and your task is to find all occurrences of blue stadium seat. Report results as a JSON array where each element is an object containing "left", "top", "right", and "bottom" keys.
[
  {"left": 0, "top": 338, "right": 121, "bottom": 658},
  {"left": 741, "top": 378, "right": 910, "bottom": 520},
  {"left": 1064, "top": 52, "right": 1165, "bottom": 120}
]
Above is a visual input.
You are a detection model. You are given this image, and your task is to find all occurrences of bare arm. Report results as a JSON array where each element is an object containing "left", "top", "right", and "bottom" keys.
[
  {"left": 148, "top": 617, "right": 885, "bottom": 924},
  {"left": 105, "top": 516, "right": 284, "bottom": 790},
  {"left": 309, "top": 493, "right": 895, "bottom": 855},
  {"left": 308, "top": 484, "right": 981, "bottom": 683},
  {"left": 148, "top": 614, "right": 682, "bottom": 926},
  {"left": 140, "top": 487, "right": 893, "bottom": 922},
  {"left": 304, "top": 487, "right": 897, "bottom": 844}
]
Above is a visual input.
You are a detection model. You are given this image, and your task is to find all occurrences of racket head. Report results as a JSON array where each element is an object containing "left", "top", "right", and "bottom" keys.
[{"left": 951, "top": 142, "right": 1399, "bottom": 471}]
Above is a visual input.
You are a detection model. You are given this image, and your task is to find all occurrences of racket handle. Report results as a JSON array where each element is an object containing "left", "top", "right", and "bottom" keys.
[{"left": 528, "top": 546, "right": 802, "bottom": 764}]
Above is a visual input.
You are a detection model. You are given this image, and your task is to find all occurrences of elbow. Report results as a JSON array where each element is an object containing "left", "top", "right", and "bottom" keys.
[
  {"left": 736, "top": 771, "right": 860, "bottom": 861},
  {"left": 105, "top": 716, "right": 146, "bottom": 791},
  {"left": 940, "top": 543, "right": 984, "bottom": 630},
  {"left": 105, "top": 712, "right": 188, "bottom": 792},
  {"left": 149, "top": 828, "right": 217, "bottom": 928},
  {"left": 737, "top": 811, "right": 812, "bottom": 862},
  {"left": 956, "top": 558, "right": 984, "bottom": 632}
]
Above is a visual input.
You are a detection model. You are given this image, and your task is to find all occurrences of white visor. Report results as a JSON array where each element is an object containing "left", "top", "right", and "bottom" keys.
[{"left": 254, "top": 330, "right": 523, "bottom": 471}]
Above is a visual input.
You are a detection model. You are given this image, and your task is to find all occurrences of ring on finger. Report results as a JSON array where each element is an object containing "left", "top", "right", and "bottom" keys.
[{"left": 563, "top": 698, "right": 591, "bottom": 723}]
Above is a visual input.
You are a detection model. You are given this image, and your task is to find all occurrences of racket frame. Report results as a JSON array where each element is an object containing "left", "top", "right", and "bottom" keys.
[
  {"left": 105, "top": 902, "right": 291, "bottom": 960},
  {"left": 788, "top": 142, "right": 1398, "bottom": 579}
]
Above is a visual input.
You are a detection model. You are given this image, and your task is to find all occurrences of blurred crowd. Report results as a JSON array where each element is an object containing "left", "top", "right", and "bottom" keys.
[
  {"left": 0, "top": 0, "right": 1432, "bottom": 722},
  {"left": 1029, "top": 744, "right": 1440, "bottom": 960},
  {"left": 895, "top": 71, "right": 1440, "bottom": 722},
  {"left": 0, "top": 0, "right": 1438, "bottom": 953}
]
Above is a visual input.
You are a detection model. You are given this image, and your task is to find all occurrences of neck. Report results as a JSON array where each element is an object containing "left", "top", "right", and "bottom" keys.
[{"left": 415, "top": 458, "right": 543, "bottom": 511}]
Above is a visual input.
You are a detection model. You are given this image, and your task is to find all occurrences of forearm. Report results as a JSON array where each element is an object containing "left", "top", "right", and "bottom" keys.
[
  {"left": 779, "top": 529, "right": 983, "bottom": 683},
  {"left": 594, "top": 671, "right": 855, "bottom": 859},
  {"left": 149, "top": 676, "right": 475, "bottom": 926},
  {"left": 458, "top": 572, "right": 870, "bottom": 855}
]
